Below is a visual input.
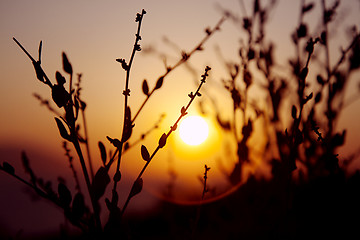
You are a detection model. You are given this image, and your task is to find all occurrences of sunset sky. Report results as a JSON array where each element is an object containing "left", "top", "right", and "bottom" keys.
[{"left": 1, "top": 0, "right": 359, "bottom": 237}]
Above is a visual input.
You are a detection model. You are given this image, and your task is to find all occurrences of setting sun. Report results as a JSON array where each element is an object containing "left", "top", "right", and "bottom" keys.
[{"left": 179, "top": 116, "right": 209, "bottom": 146}]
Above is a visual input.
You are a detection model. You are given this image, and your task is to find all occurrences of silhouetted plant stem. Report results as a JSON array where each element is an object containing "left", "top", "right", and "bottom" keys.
[
  {"left": 131, "top": 16, "right": 226, "bottom": 123},
  {"left": 74, "top": 73, "right": 95, "bottom": 179},
  {"left": 132, "top": 93, "right": 150, "bottom": 123},
  {"left": 201, "top": 164, "right": 210, "bottom": 200},
  {"left": 191, "top": 164, "right": 211, "bottom": 239},
  {"left": 330, "top": 34, "right": 360, "bottom": 76},
  {"left": 123, "top": 113, "right": 165, "bottom": 151},
  {"left": 71, "top": 122, "right": 102, "bottom": 232},
  {"left": 13, "top": 37, "right": 53, "bottom": 88},
  {"left": 112, "top": 141, "right": 123, "bottom": 198},
  {"left": 109, "top": 10, "right": 146, "bottom": 207},
  {"left": 120, "top": 9, "right": 146, "bottom": 129},
  {"left": 121, "top": 66, "right": 211, "bottom": 216},
  {"left": 33, "top": 93, "right": 63, "bottom": 116},
  {"left": 105, "top": 148, "right": 119, "bottom": 171},
  {"left": 0, "top": 160, "right": 90, "bottom": 232},
  {"left": 63, "top": 142, "right": 82, "bottom": 192},
  {"left": 13, "top": 37, "right": 102, "bottom": 232},
  {"left": 81, "top": 110, "right": 95, "bottom": 179},
  {"left": 320, "top": 2, "right": 360, "bottom": 136},
  {"left": 0, "top": 164, "right": 51, "bottom": 200},
  {"left": 321, "top": 0, "right": 334, "bottom": 139}
]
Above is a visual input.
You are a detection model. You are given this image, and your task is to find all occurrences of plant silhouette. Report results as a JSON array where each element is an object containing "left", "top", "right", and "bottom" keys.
[{"left": 1, "top": 1, "right": 360, "bottom": 239}]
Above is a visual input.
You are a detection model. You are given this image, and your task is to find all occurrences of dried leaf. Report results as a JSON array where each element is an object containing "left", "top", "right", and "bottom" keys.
[
  {"left": 155, "top": 76, "right": 164, "bottom": 90},
  {"left": 303, "top": 92, "right": 313, "bottom": 104},
  {"left": 38, "top": 41, "right": 42, "bottom": 62},
  {"left": 32, "top": 61, "right": 45, "bottom": 83},
  {"left": 297, "top": 24, "right": 307, "bottom": 38},
  {"left": 55, "top": 118, "right": 71, "bottom": 141},
  {"left": 129, "top": 178, "right": 143, "bottom": 199},
  {"left": 116, "top": 58, "right": 129, "bottom": 71},
  {"left": 171, "top": 124, "right": 177, "bottom": 131},
  {"left": 106, "top": 136, "right": 122, "bottom": 149},
  {"left": 122, "top": 106, "right": 134, "bottom": 142},
  {"left": 159, "top": 133, "right": 167, "bottom": 148},
  {"left": 135, "top": 12, "right": 142, "bottom": 22},
  {"left": 98, "top": 141, "right": 107, "bottom": 166},
  {"left": 21, "top": 151, "right": 36, "bottom": 185},
  {"left": 141, "top": 145, "right": 150, "bottom": 162},
  {"left": 92, "top": 167, "right": 110, "bottom": 200},
  {"left": 181, "top": 106, "right": 187, "bottom": 116},
  {"left": 316, "top": 75, "right": 325, "bottom": 85},
  {"left": 205, "top": 27, "right": 211, "bottom": 35},
  {"left": 142, "top": 79, "right": 149, "bottom": 96},
  {"left": 2, "top": 162, "right": 15, "bottom": 175},
  {"left": 55, "top": 71, "right": 66, "bottom": 85},
  {"left": 52, "top": 84, "right": 70, "bottom": 108},
  {"left": 302, "top": 3, "right": 314, "bottom": 13},
  {"left": 62, "top": 52, "right": 73, "bottom": 75}
]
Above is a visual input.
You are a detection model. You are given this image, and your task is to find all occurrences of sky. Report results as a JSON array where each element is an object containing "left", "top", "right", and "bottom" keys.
[{"left": 1, "top": 0, "right": 360, "bottom": 238}]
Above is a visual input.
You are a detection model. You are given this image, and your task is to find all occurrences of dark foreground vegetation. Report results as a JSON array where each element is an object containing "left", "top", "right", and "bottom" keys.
[{"left": 1, "top": 0, "right": 360, "bottom": 239}]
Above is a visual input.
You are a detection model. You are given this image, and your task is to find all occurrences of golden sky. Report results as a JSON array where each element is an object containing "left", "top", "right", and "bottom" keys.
[{"left": 1, "top": 0, "right": 360, "bottom": 236}]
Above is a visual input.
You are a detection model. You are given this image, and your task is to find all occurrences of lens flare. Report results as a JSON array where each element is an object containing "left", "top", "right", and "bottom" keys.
[{"left": 179, "top": 116, "right": 209, "bottom": 146}]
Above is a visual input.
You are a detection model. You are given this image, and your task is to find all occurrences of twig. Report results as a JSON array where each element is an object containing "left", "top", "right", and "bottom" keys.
[
  {"left": 131, "top": 17, "right": 226, "bottom": 123},
  {"left": 121, "top": 66, "right": 211, "bottom": 216},
  {"left": 110, "top": 9, "right": 147, "bottom": 209}
]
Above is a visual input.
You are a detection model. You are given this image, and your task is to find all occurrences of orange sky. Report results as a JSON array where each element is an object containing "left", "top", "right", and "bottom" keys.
[{"left": 1, "top": 0, "right": 360, "bottom": 237}]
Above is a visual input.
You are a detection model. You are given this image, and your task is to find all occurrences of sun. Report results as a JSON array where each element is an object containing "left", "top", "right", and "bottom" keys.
[{"left": 179, "top": 116, "right": 209, "bottom": 146}]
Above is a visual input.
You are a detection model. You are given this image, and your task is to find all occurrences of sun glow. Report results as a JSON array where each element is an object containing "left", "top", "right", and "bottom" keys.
[{"left": 179, "top": 116, "right": 209, "bottom": 146}]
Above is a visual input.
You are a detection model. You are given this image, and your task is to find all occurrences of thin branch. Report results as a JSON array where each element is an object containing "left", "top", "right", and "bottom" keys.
[
  {"left": 131, "top": 16, "right": 226, "bottom": 123},
  {"left": 121, "top": 66, "right": 211, "bottom": 216}
]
